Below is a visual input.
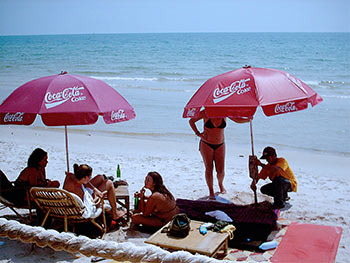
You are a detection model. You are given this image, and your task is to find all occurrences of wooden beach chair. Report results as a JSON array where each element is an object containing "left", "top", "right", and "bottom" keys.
[
  {"left": 0, "top": 170, "right": 33, "bottom": 223},
  {"left": 30, "top": 187, "right": 107, "bottom": 237}
]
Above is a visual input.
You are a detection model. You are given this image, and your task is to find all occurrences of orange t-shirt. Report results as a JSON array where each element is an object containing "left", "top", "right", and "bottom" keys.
[{"left": 259, "top": 158, "right": 297, "bottom": 192}]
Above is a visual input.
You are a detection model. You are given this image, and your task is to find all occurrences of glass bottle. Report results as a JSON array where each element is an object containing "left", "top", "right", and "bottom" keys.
[{"left": 116, "top": 164, "right": 121, "bottom": 180}]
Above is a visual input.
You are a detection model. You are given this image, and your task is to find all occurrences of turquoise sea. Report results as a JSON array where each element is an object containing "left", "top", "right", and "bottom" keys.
[{"left": 0, "top": 33, "right": 349, "bottom": 155}]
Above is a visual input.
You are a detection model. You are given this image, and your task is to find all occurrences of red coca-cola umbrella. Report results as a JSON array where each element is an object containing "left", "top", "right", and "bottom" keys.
[
  {"left": 183, "top": 66, "right": 323, "bottom": 202},
  {"left": 0, "top": 72, "right": 136, "bottom": 171}
]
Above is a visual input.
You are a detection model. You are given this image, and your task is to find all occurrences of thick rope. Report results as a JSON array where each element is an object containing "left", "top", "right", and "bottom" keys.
[{"left": 0, "top": 218, "right": 227, "bottom": 263}]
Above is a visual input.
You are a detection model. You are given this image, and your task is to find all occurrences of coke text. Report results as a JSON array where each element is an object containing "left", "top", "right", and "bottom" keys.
[
  {"left": 4, "top": 112, "right": 24, "bottom": 123},
  {"left": 213, "top": 78, "right": 251, "bottom": 103}
]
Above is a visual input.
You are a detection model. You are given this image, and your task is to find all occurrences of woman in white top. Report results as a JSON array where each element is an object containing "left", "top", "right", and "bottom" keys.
[{"left": 63, "top": 163, "right": 125, "bottom": 223}]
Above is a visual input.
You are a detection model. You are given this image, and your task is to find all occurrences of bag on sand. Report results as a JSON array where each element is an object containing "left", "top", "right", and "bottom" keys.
[{"left": 162, "top": 213, "right": 191, "bottom": 238}]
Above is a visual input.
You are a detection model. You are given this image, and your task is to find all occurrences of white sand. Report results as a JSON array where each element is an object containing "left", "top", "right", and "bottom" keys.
[{"left": 0, "top": 125, "right": 349, "bottom": 262}]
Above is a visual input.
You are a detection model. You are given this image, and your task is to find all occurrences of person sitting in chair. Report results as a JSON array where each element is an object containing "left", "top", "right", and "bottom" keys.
[
  {"left": 14, "top": 148, "right": 60, "bottom": 205},
  {"left": 15, "top": 148, "right": 60, "bottom": 188},
  {"left": 250, "top": 146, "right": 297, "bottom": 209},
  {"left": 63, "top": 163, "right": 126, "bottom": 224},
  {"left": 131, "top": 171, "right": 179, "bottom": 228}
]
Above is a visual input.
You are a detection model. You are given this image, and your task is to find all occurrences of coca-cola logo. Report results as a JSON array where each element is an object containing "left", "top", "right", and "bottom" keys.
[
  {"left": 186, "top": 108, "right": 196, "bottom": 117},
  {"left": 44, "top": 86, "right": 86, "bottom": 109},
  {"left": 4, "top": 112, "right": 24, "bottom": 122},
  {"left": 275, "top": 102, "right": 296, "bottom": 114},
  {"left": 111, "top": 109, "right": 126, "bottom": 121},
  {"left": 213, "top": 78, "right": 251, "bottom": 104}
]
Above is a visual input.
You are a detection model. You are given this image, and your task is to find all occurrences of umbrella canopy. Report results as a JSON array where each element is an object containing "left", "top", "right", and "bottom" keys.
[
  {"left": 183, "top": 66, "right": 323, "bottom": 203},
  {"left": 183, "top": 66, "right": 322, "bottom": 119},
  {"left": 0, "top": 72, "right": 135, "bottom": 126},
  {"left": 0, "top": 72, "right": 136, "bottom": 171}
]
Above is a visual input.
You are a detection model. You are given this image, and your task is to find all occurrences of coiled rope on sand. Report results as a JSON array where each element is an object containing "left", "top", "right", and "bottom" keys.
[{"left": 0, "top": 218, "right": 225, "bottom": 263}]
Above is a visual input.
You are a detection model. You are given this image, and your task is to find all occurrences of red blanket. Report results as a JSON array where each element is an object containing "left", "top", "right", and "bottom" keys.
[{"left": 271, "top": 222, "right": 342, "bottom": 262}]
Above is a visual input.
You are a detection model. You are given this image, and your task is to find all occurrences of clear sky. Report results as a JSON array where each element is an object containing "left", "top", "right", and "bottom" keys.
[{"left": 0, "top": 0, "right": 349, "bottom": 35}]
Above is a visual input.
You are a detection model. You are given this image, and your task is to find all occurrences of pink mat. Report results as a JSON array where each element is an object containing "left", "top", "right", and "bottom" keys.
[{"left": 271, "top": 222, "right": 342, "bottom": 263}]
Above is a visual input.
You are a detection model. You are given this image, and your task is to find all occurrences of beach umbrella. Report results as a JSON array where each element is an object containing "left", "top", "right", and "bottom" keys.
[
  {"left": 183, "top": 66, "right": 323, "bottom": 203},
  {"left": 0, "top": 71, "right": 136, "bottom": 171}
]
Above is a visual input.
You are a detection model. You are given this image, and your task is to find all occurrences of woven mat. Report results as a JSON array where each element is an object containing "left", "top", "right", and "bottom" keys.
[{"left": 223, "top": 218, "right": 292, "bottom": 262}]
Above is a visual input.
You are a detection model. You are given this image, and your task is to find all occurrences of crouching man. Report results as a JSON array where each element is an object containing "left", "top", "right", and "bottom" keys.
[{"left": 250, "top": 146, "right": 297, "bottom": 209}]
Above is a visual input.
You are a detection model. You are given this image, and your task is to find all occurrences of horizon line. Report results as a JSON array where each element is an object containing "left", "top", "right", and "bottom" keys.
[{"left": 1, "top": 31, "right": 349, "bottom": 37}]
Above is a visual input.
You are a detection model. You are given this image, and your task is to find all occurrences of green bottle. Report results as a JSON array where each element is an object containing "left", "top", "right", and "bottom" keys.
[
  {"left": 116, "top": 164, "right": 121, "bottom": 180},
  {"left": 134, "top": 195, "right": 139, "bottom": 210}
]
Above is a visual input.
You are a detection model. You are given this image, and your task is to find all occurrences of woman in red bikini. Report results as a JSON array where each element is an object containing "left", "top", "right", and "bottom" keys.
[{"left": 189, "top": 110, "right": 248, "bottom": 199}]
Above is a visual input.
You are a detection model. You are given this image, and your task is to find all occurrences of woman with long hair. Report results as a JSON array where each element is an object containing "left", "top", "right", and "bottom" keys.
[
  {"left": 15, "top": 148, "right": 60, "bottom": 188},
  {"left": 131, "top": 171, "right": 179, "bottom": 228}
]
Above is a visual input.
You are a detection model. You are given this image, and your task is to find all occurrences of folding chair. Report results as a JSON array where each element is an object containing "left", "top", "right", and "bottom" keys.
[
  {"left": 0, "top": 170, "right": 33, "bottom": 223},
  {"left": 30, "top": 187, "right": 107, "bottom": 237}
]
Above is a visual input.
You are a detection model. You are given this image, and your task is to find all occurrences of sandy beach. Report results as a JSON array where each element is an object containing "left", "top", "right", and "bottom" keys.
[{"left": 0, "top": 125, "right": 348, "bottom": 262}]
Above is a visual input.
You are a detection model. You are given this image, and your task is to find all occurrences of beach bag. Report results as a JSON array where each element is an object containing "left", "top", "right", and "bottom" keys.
[{"left": 163, "top": 213, "right": 191, "bottom": 238}]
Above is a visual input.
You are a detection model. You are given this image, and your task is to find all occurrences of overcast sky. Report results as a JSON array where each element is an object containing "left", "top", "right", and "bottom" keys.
[{"left": 0, "top": 0, "right": 349, "bottom": 35}]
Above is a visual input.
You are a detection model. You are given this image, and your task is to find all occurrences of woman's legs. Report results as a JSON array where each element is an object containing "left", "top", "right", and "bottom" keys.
[
  {"left": 214, "top": 143, "right": 226, "bottom": 194},
  {"left": 200, "top": 141, "right": 215, "bottom": 198},
  {"left": 90, "top": 175, "right": 125, "bottom": 220},
  {"left": 131, "top": 213, "right": 165, "bottom": 228}
]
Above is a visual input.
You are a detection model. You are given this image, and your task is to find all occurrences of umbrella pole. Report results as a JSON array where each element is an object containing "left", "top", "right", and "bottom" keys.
[
  {"left": 65, "top": 126, "right": 70, "bottom": 172},
  {"left": 250, "top": 119, "right": 258, "bottom": 204},
  {"left": 250, "top": 119, "right": 255, "bottom": 156}
]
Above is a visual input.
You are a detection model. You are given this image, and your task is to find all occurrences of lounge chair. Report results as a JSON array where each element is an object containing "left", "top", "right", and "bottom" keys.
[
  {"left": 0, "top": 170, "right": 33, "bottom": 223},
  {"left": 30, "top": 187, "right": 107, "bottom": 237}
]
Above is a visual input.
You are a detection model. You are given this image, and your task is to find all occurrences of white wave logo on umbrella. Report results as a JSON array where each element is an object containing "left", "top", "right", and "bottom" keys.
[
  {"left": 286, "top": 73, "right": 307, "bottom": 93},
  {"left": 213, "top": 78, "right": 251, "bottom": 104},
  {"left": 44, "top": 86, "right": 86, "bottom": 109}
]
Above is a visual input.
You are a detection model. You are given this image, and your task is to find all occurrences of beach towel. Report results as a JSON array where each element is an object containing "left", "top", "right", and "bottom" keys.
[
  {"left": 81, "top": 185, "right": 102, "bottom": 219},
  {"left": 176, "top": 199, "right": 277, "bottom": 244},
  {"left": 205, "top": 210, "right": 233, "bottom": 222},
  {"left": 271, "top": 222, "right": 342, "bottom": 263}
]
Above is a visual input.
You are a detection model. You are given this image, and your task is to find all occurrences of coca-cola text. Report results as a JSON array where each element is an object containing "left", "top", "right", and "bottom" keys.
[
  {"left": 45, "top": 86, "right": 86, "bottom": 109},
  {"left": 275, "top": 102, "right": 296, "bottom": 113},
  {"left": 111, "top": 109, "right": 126, "bottom": 121},
  {"left": 4, "top": 112, "right": 24, "bottom": 123},
  {"left": 186, "top": 108, "right": 196, "bottom": 117},
  {"left": 213, "top": 78, "right": 251, "bottom": 104}
]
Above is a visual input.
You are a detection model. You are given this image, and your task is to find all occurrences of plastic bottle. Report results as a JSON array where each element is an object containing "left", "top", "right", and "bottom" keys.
[
  {"left": 259, "top": 240, "right": 278, "bottom": 250},
  {"left": 116, "top": 164, "right": 121, "bottom": 180}
]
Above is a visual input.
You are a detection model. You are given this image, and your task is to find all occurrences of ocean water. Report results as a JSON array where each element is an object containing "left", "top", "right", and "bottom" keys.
[{"left": 0, "top": 33, "right": 349, "bottom": 155}]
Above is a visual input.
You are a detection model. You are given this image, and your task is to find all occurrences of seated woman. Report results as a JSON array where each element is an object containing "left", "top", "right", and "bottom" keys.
[
  {"left": 15, "top": 148, "right": 60, "bottom": 195},
  {"left": 132, "top": 171, "right": 179, "bottom": 228},
  {"left": 63, "top": 163, "right": 126, "bottom": 223}
]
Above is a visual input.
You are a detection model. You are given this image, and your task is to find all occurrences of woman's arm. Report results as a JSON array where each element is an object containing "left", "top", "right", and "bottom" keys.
[
  {"left": 189, "top": 110, "right": 205, "bottom": 136},
  {"left": 135, "top": 187, "right": 148, "bottom": 213},
  {"left": 228, "top": 116, "right": 250, "bottom": 123},
  {"left": 88, "top": 182, "right": 103, "bottom": 198},
  {"left": 142, "top": 193, "right": 159, "bottom": 217}
]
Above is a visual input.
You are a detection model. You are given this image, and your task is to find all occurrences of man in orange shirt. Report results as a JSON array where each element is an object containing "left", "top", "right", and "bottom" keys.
[{"left": 250, "top": 146, "right": 297, "bottom": 209}]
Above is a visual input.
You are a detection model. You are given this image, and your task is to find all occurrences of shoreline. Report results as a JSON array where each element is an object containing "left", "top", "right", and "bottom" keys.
[
  {"left": 0, "top": 125, "right": 349, "bottom": 262},
  {"left": 3, "top": 125, "right": 349, "bottom": 157}
]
